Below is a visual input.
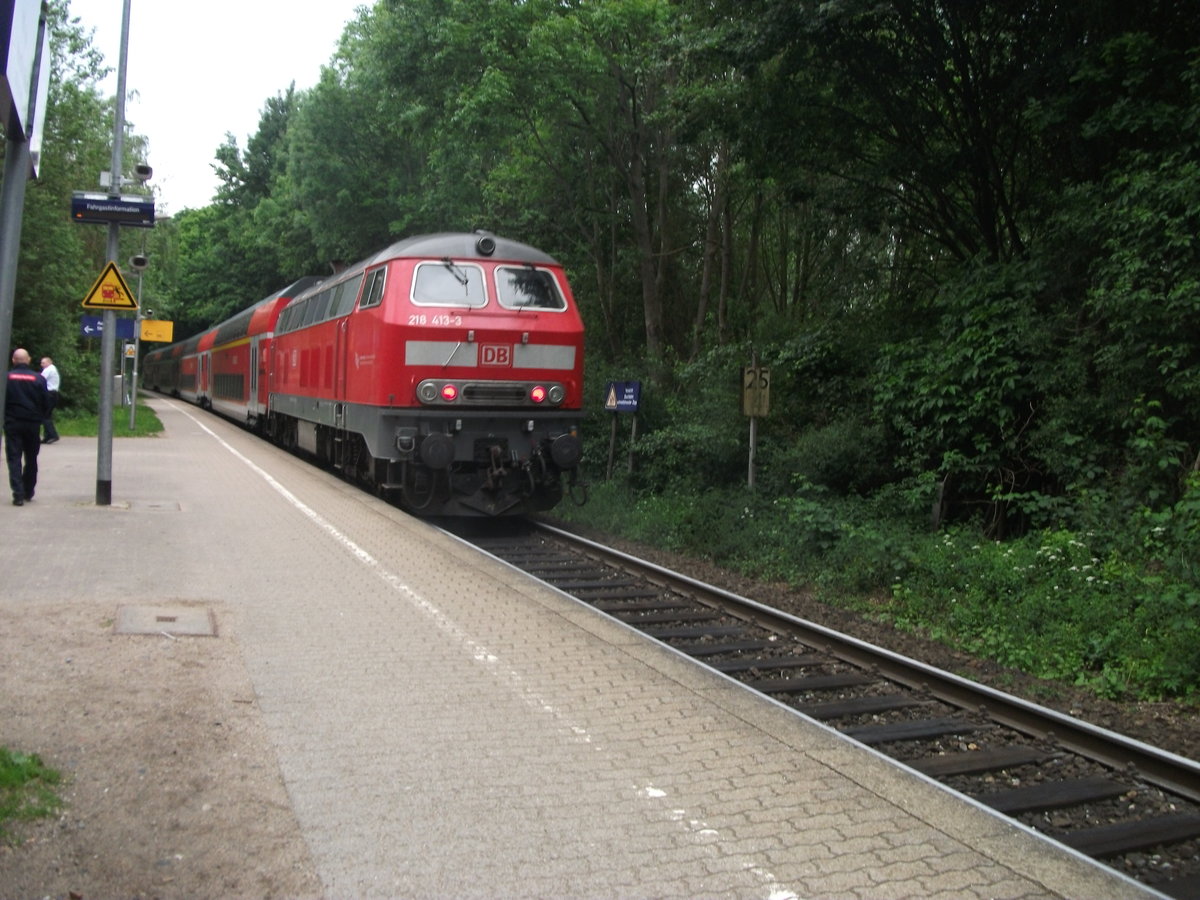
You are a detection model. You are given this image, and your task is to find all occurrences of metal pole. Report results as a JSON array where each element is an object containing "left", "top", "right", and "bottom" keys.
[
  {"left": 748, "top": 415, "right": 757, "bottom": 489},
  {"left": 129, "top": 271, "right": 142, "bottom": 430},
  {"left": 627, "top": 413, "right": 637, "bottom": 474},
  {"left": 97, "top": 0, "right": 133, "bottom": 505},
  {"left": 606, "top": 414, "right": 617, "bottom": 481},
  {"left": 747, "top": 349, "right": 758, "bottom": 489}
]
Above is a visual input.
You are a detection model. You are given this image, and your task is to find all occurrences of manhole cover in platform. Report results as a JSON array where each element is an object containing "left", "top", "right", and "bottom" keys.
[
  {"left": 114, "top": 605, "right": 216, "bottom": 637},
  {"left": 129, "top": 500, "right": 182, "bottom": 512}
]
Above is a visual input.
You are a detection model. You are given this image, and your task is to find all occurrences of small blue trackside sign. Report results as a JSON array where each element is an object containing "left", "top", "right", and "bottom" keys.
[{"left": 604, "top": 380, "right": 641, "bottom": 413}]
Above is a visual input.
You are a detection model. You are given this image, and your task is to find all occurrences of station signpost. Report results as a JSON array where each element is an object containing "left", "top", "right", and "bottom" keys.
[
  {"left": 68, "top": 0, "right": 155, "bottom": 505},
  {"left": 742, "top": 362, "right": 770, "bottom": 488},
  {"left": 603, "top": 380, "right": 642, "bottom": 480}
]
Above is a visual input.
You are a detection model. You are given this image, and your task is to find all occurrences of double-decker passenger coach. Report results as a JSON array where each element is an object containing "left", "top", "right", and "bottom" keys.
[{"left": 143, "top": 278, "right": 318, "bottom": 419}]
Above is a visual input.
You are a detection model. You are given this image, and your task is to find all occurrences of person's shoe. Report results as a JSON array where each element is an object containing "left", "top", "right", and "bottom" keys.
[
  {"left": 12, "top": 497, "right": 23, "bottom": 506},
  {"left": 42, "top": 437, "right": 58, "bottom": 444}
]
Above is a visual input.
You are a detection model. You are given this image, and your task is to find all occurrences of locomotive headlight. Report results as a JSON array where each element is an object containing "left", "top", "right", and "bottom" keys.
[
  {"left": 440, "top": 383, "right": 459, "bottom": 402},
  {"left": 417, "top": 380, "right": 439, "bottom": 403},
  {"left": 548, "top": 385, "right": 565, "bottom": 405},
  {"left": 529, "top": 385, "right": 548, "bottom": 404}
]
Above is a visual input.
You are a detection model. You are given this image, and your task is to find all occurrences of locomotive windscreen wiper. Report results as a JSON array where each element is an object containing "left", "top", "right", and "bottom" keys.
[{"left": 441, "top": 257, "right": 469, "bottom": 287}]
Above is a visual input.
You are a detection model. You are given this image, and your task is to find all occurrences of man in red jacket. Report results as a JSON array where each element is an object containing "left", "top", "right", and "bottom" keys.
[{"left": 5, "top": 348, "right": 50, "bottom": 506}]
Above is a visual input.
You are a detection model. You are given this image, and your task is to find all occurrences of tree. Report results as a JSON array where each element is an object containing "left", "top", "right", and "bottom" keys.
[{"left": 1, "top": 1, "right": 146, "bottom": 410}]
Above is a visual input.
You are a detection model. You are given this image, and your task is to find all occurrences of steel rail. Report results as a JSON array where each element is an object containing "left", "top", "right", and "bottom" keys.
[{"left": 534, "top": 521, "right": 1200, "bottom": 805}]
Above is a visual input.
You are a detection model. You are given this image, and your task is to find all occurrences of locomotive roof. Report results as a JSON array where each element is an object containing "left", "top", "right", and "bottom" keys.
[
  {"left": 272, "top": 275, "right": 325, "bottom": 299},
  {"left": 370, "top": 232, "right": 560, "bottom": 267},
  {"left": 284, "top": 233, "right": 562, "bottom": 306}
]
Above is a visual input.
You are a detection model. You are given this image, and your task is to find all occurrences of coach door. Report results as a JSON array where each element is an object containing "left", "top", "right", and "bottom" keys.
[
  {"left": 332, "top": 271, "right": 366, "bottom": 437},
  {"left": 334, "top": 318, "right": 348, "bottom": 428},
  {"left": 248, "top": 336, "right": 261, "bottom": 416}
]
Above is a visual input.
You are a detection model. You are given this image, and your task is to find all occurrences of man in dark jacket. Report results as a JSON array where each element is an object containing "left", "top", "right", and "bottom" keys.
[{"left": 5, "top": 348, "right": 49, "bottom": 506}]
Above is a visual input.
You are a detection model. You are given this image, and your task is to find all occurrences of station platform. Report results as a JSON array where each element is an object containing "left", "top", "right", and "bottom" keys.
[{"left": 0, "top": 397, "right": 1160, "bottom": 898}]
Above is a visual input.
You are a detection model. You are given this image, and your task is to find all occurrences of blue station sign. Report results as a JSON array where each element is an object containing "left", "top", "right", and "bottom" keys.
[
  {"left": 70, "top": 192, "right": 155, "bottom": 228},
  {"left": 80, "top": 314, "right": 135, "bottom": 339},
  {"left": 604, "top": 380, "right": 641, "bottom": 413}
]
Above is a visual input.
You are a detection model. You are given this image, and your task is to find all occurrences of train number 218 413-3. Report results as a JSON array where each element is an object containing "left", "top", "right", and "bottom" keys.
[{"left": 408, "top": 313, "right": 464, "bottom": 327}]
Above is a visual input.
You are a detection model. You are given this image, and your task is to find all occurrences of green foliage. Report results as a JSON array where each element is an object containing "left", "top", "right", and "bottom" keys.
[
  {"left": 890, "top": 526, "right": 1200, "bottom": 699},
  {"left": 0, "top": 748, "right": 62, "bottom": 841},
  {"left": 621, "top": 348, "right": 746, "bottom": 491},
  {"left": 759, "top": 417, "right": 891, "bottom": 496},
  {"left": 55, "top": 401, "right": 164, "bottom": 438},
  {"left": 557, "top": 482, "right": 806, "bottom": 581},
  {"left": 873, "top": 260, "right": 1048, "bottom": 485}
]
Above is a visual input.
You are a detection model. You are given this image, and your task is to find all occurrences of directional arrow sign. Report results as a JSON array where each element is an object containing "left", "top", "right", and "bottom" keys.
[
  {"left": 140, "top": 319, "right": 174, "bottom": 342},
  {"left": 80, "top": 315, "right": 135, "bottom": 339}
]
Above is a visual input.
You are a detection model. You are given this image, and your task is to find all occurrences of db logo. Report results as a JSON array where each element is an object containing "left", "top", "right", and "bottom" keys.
[{"left": 481, "top": 344, "right": 512, "bottom": 366}]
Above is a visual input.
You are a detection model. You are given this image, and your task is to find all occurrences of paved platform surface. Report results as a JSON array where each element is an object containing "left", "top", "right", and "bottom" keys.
[{"left": 0, "top": 398, "right": 1161, "bottom": 898}]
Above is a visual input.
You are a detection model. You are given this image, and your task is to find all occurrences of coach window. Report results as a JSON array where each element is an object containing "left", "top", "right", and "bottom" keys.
[
  {"left": 360, "top": 268, "right": 386, "bottom": 309},
  {"left": 412, "top": 260, "right": 487, "bottom": 308},
  {"left": 496, "top": 266, "right": 567, "bottom": 311}
]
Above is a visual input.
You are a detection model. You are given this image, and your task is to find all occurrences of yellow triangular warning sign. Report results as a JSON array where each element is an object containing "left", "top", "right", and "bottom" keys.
[{"left": 82, "top": 261, "right": 137, "bottom": 310}]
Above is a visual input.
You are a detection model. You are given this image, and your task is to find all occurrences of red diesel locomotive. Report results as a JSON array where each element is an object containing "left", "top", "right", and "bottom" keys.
[{"left": 143, "top": 232, "right": 585, "bottom": 517}]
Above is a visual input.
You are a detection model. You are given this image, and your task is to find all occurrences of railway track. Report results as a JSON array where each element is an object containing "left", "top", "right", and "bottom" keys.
[{"left": 456, "top": 520, "right": 1200, "bottom": 899}]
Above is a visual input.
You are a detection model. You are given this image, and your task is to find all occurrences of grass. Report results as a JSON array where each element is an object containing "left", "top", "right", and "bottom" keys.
[
  {"left": 556, "top": 479, "right": 1200, "bottom": 701},
  {"left": 0, "top": 747, "right": 62, "bottom": 841},
  {"left": 53, "top": 399, "right": 164, "bottom": 438}
]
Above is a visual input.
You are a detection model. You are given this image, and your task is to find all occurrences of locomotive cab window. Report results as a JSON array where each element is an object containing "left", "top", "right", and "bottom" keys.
[
  {"left": 412, "top": 260, "right": 487, "bottom": 308},
  {"left": 496, "top": 266, "right": 566, "bottom": 311},
  {"left": 333, "top": 273, "right": 364, "bottom": 317},
  {"left": 301, "top": 296, "right": 321, "bottom": 327},
  {"left": 360, "top": 267, "right": 387, "bottom": 309},
  {"left": 312, "top": 289, "right": 333, "bottom": 323}
]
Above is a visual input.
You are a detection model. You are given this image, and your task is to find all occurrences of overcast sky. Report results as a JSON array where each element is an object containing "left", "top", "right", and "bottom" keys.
[{"left": 68, "top": 0, "right": 366, "bottom": 214}]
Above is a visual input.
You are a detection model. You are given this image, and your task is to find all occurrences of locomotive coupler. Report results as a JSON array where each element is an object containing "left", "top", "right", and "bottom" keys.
[
  {"left": 483, "top": 444, "right": 507, "bottom": 490},
  {"left": 395, "top": 427, "right": 418, "bottom": 459}
]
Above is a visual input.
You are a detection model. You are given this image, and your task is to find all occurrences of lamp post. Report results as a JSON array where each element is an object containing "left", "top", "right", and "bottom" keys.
[
  {"left": 96, "top": 0, "right": 133, "bottom": 505},
  {"left": 127, "top": 254, "right": 147, "bottom": 430}
]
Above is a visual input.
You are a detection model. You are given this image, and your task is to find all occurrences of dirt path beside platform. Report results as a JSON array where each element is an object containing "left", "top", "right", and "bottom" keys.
[{"left": 0, "top": 600, "right": 322, "bottom": 900}]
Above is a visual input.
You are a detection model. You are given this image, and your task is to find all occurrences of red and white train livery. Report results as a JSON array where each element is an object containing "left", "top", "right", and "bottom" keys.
[{"left": 144, "top": 231, "right": 585, "bottom": 516}]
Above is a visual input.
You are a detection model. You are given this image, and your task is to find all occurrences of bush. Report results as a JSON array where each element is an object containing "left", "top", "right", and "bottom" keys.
[
  {"left": 758, "top": 416, "right": 893, "bottom": 496},
  {"left": 890, "top": 527, "right": 1200, "bottom": 699}
]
